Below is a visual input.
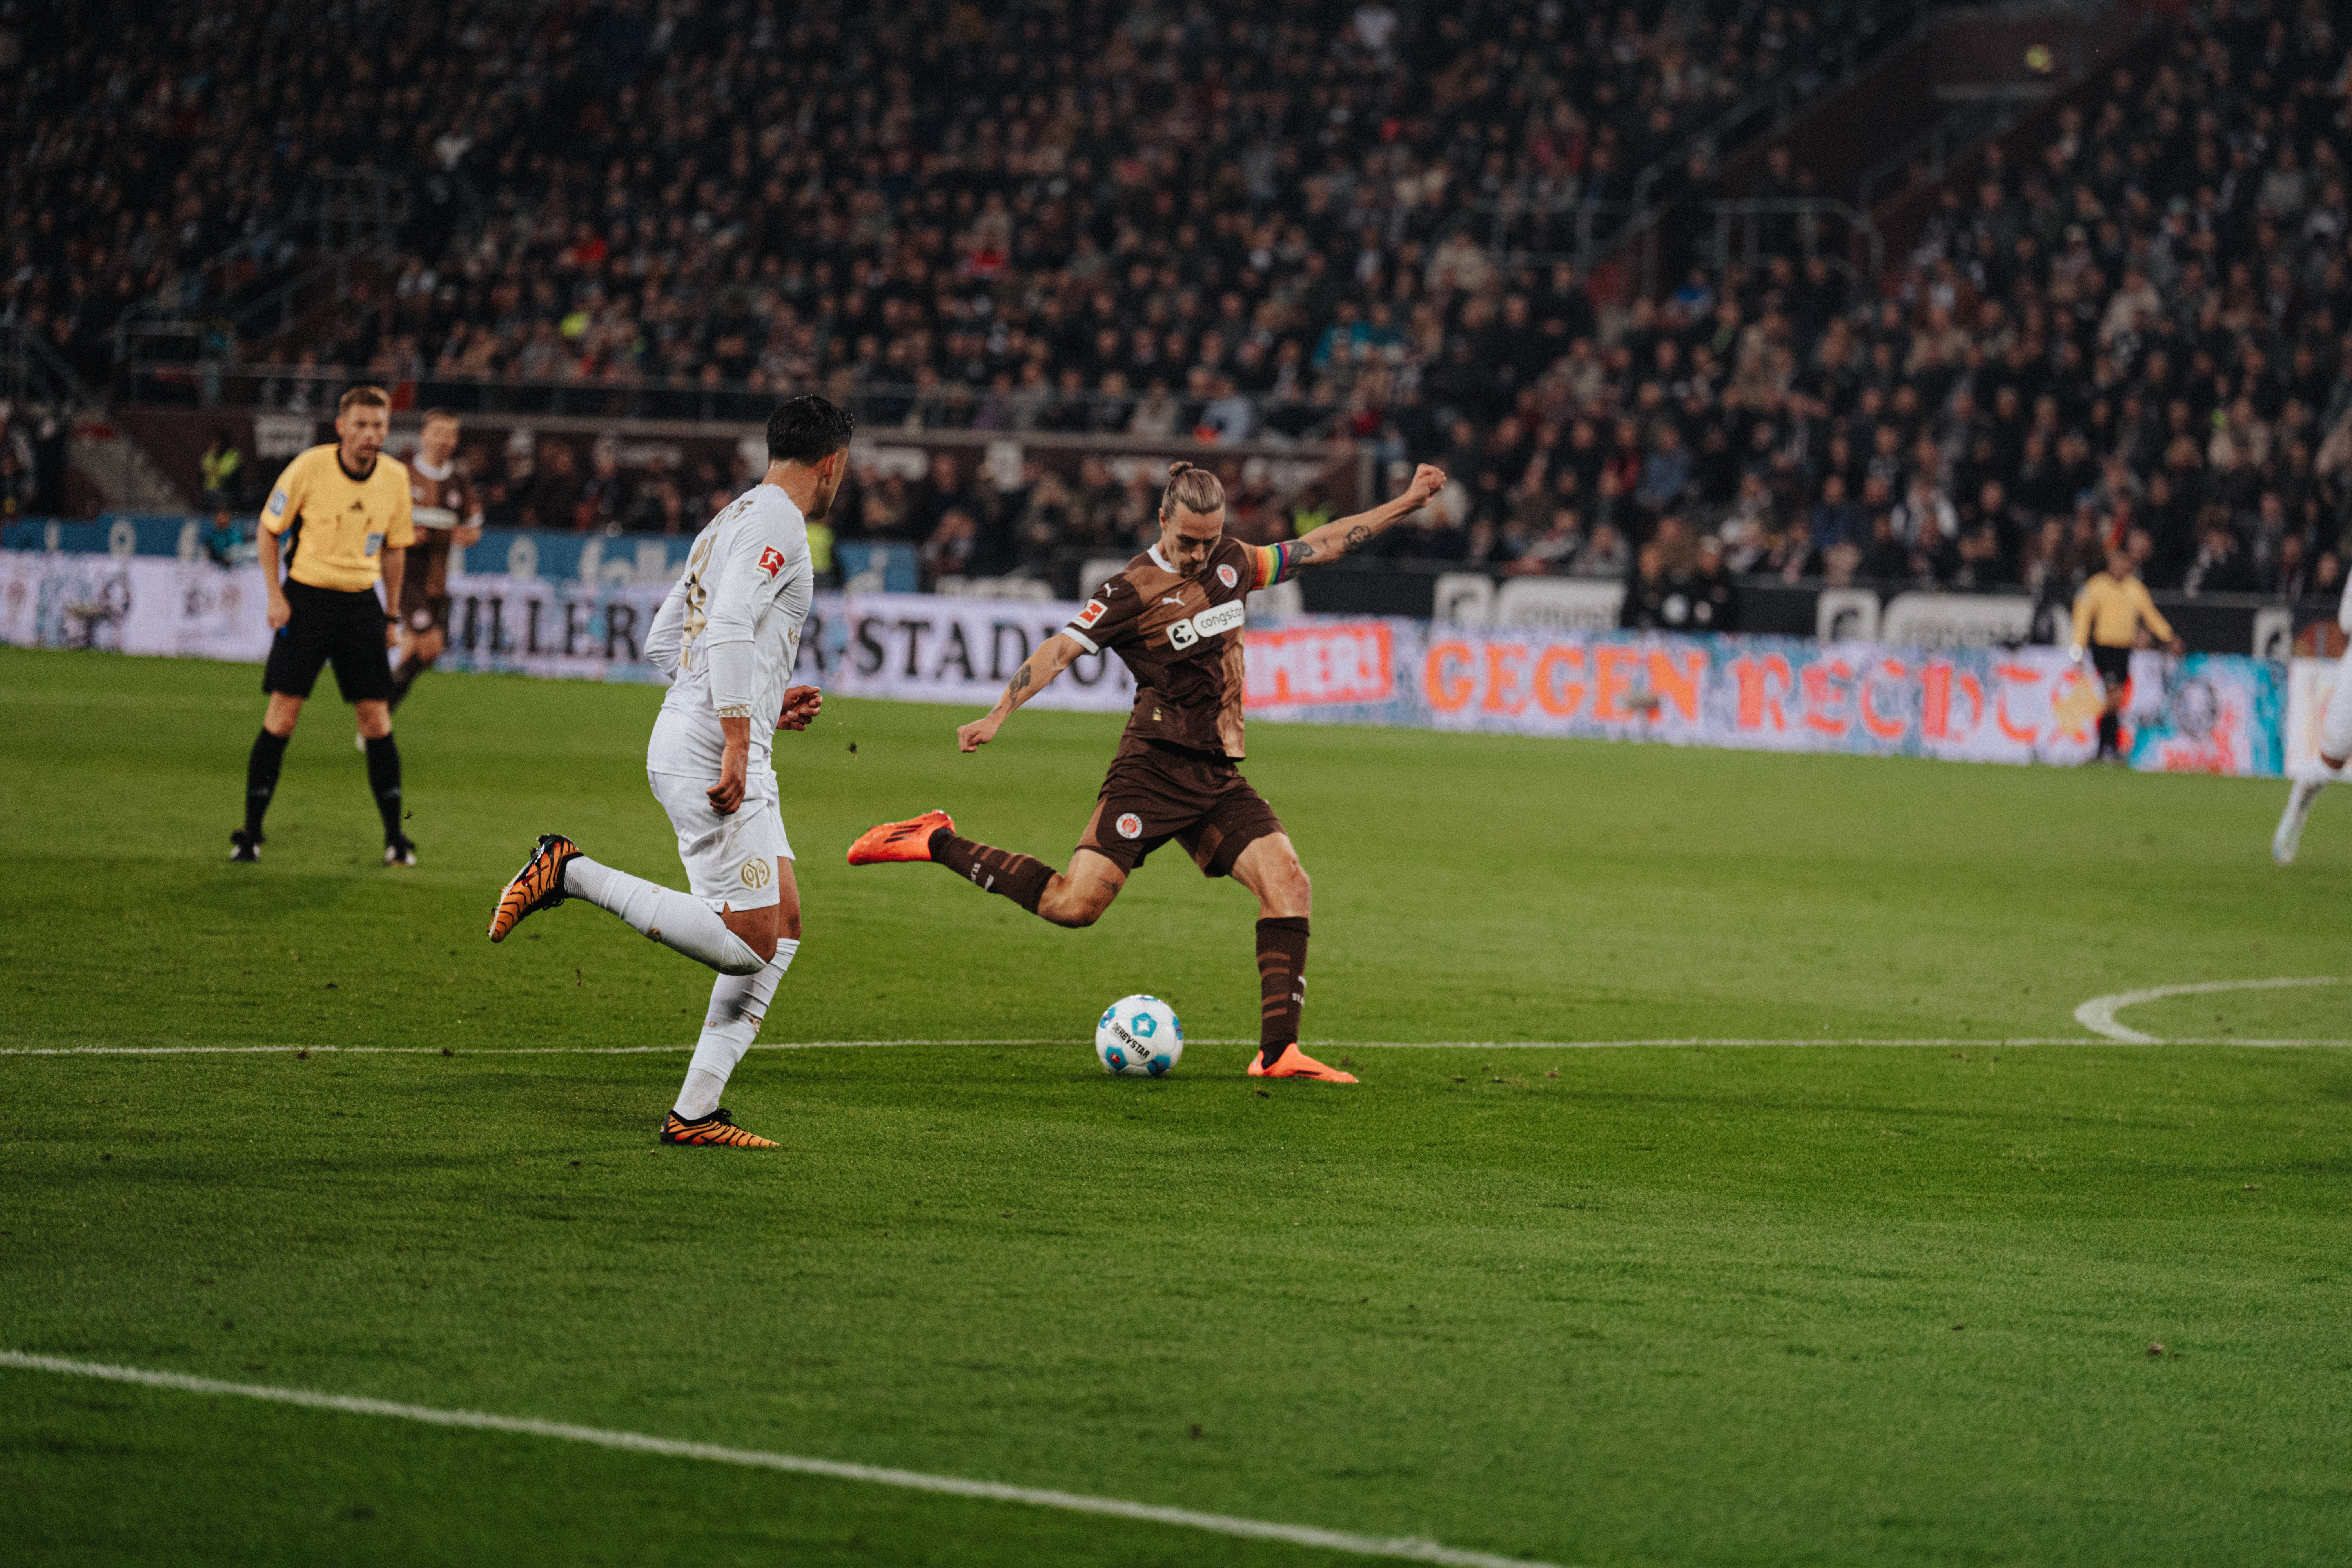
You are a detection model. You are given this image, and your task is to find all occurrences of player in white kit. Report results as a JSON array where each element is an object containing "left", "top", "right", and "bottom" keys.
[
  {"left": 2272, "top": 573, "right": 2352, "bottom": 865},
  {"left": 486, "top": 396, "right": 853, "bottom": 1146}
]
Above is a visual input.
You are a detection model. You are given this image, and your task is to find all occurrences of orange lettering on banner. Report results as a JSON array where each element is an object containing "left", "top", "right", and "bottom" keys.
[
  {"left": 1801, "top": 658, "right": 1853, "bottom": 735},
  {"left": 1921, "top": 664, "right": 1951, "bottom": 738},
  {"left": 1482, "top": 642, "right": 1530, "bottom": 713},
  {"left": 1730, "top": 654, "right": 1792, "bottom": 730},
  {"left": 1994, "top": 664, "right": 2041, "bottom": 742},
  {"left": 1860, "top": 658, "right": 1908, "bottom": 739},
  {"left": 1592, "top": 646, "right": 1640, "bottom": 721},
  {"left": 1425, "top": 641, "right": 1475, "bottom": 711},
  {"left": 1955, "top": 673, "right": 1983, "bottom": 736},
  {"left": 1245, "top": 624, "right": 1395, "bottom": 707},
  {"left": 1534, "top": 646, "right": 1586, "bottom": 716},
  {"left": 1648, "top": 648, "right": 1704, "bottom": 720}
]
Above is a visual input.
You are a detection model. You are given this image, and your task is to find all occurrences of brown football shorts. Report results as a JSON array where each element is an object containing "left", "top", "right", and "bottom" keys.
[{"left": 1076, "top": 738, "right": 1286, "bottom": 878}]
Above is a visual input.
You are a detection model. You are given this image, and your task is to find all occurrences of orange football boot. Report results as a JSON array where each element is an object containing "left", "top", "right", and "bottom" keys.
[
  {"left": 846, "top": 809, "right": 955, "bottom": 865},
  {"left": 659, "top": 1108, "right": 777, "bottom": 1147},
  {"left": 488, "top": 833, "right": 580, "bottom": 941},
  {"left": 1249, "top": 1045, "right": 1358, "bottom": 1083}
]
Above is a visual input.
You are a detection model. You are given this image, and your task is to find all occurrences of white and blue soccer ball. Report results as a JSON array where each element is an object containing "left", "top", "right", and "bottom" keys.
[{"left": 1094, "top": 994, "right": 1183, "bottom": 1077}]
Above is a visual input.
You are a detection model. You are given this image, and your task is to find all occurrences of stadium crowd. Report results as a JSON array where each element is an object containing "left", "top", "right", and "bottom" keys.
[{"left": 5, "top": 0, "right": 2352, "bottom": 612}]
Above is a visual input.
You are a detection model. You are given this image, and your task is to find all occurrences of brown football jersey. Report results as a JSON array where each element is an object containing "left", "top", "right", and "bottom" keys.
[
  {"left": 405, "top": 456, "right": 480, "bottom": 601},
  {"left": 1062, "top": 537, "right": 1256, "bottom": 759}
]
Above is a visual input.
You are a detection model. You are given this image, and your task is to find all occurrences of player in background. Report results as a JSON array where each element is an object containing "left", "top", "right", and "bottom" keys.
[
  {"left": 485, "top": 396, "right": 848, "bottom": 1146},
  {"left": 233, "top": 385, "right": 416, "bottom": 865},
  {"left": 2069, "top": 548, "right": 2183, "bottom": 764},
  {"left": 2271, "top": 575, "right": 2352, "bottom": 864},
  {"left": 388, "top": 408, "right": 482, "bottom": 714},
  {"left": 848, "top": 459, "right": 1448, "bottom": 1083}
]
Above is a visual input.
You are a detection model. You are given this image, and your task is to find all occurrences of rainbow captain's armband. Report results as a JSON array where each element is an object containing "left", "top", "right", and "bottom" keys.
[{"left": 1252, "top": 539, "right": 1310, "bottom": 589}]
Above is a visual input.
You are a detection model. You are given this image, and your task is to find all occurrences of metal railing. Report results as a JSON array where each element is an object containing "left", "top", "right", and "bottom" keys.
[
  {"left": 122, "top": 359, "right": 1367, "bottom": 441},
  {"left": 1, "top": 321, "right": 100, "bottom": 410},
  {"left": 1703, "top": 198, "right": 1886, "bottom": 281},
  {"left": 112, "top": 167, "right": 410, "bottom": 368},
  {"left": 1853, "top": 96, "right": 2020, "bottom": 214},
  {"left": 1598, "top": 0, "right": 1935, "bottom": 295}
]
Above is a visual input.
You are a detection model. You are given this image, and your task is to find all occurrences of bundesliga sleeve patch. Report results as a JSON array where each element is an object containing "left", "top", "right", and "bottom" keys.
[
  {"left": 1075, "top": 599, "right": 1109, "bottom": 629},
  {"left": 267, "top": 490, "right": 288, "bottom": 517},
  {"left": 757, "top": 546, "right": 786, "bottom": 577}
]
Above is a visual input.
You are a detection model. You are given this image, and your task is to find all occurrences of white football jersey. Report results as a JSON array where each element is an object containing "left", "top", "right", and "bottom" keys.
[{"left": 644, "top": 484, "right": 815, "bottom": 788}]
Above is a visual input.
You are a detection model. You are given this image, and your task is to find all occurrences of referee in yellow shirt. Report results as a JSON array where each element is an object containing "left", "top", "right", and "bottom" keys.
[
  {"left": 231, "top": 386, "right": 419, "bottom": 864},
  {"left": 2071, "top": 546, "right": 2185, "bottom": 764}
]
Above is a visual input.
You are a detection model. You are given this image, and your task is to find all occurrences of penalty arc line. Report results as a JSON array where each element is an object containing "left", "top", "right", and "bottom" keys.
[
  {"left": 2071, "top": 976, "right": 2341, "bottom": 1044},
  {"left": 0, "top": 1353, "right": 1563, "bottom": 1568}
]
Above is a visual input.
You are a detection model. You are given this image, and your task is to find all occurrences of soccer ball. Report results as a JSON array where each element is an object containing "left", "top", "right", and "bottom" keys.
[{"left": 1094, "top": 994, "right": 1183, "bottom": 1077}]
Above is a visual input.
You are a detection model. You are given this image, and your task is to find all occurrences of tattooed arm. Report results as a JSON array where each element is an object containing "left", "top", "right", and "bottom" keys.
[
  {"left": 956, "top": 632, "right": 1089, "bottom": 753},
  {"left": 1272, "top": 463, "right": 1449, "bottom": 577}
]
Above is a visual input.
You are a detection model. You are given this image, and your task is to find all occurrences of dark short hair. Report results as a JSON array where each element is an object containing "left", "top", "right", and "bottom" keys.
[{"left": 766, "top": 394, "right": 854, "bottom": 464}]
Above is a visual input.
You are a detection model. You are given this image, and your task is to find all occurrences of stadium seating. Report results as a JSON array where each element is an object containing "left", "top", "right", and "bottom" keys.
[{"left": 4, "top": 0, "right": 2348, "bottom": 602}]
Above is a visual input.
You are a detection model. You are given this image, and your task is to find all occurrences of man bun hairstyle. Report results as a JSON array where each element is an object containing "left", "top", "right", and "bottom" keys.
[
  {"left": 338, "top": 385, "right": 390, "bottom": 415},
  {"left": 1160, "top": 461, "right": 1225, "bottom": 520},
  {"left": 767, "top": 393, "right": 855, "bottom": 464}
]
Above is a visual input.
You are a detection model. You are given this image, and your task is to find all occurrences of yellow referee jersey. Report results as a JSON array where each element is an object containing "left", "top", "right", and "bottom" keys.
[
  {"left": 2071, "top": 571, "right": 2172, "bottom": 649},
  {"left": 262, "top": 444, "right": 415, "bottom": 593}
]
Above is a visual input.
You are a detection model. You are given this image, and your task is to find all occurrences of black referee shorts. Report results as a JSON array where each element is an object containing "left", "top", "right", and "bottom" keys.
[
  {"left": 2090, "top": 644, "right": 2133, "bottom": 688},
  {"left": 263, "top": 579, "right": 394, "bottom": 703}
]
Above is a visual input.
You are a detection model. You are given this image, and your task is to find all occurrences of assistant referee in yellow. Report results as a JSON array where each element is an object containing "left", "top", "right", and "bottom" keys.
[
  {"left": 231, "top": 385, "right": 419, "bottom": 864},
  {"left": 2071, "top": 544, "right": 2184, "bottom": 764}
]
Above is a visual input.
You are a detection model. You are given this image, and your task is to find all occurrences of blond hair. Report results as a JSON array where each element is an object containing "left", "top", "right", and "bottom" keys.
[
  {"left": 338, "top": 385, "right": 390, "bottom": 415},
  {"left": 1160, "top": 461, "right": 1227, "bottom": 521}
]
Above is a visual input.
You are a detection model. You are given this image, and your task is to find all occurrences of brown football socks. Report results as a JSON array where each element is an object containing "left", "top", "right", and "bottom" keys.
[
  {"left": 1256, "top": 916, "right": 1310, "bottom": 1066},
  {"left": 930, "top": 828, "right": 1054, "bottom": 915}
]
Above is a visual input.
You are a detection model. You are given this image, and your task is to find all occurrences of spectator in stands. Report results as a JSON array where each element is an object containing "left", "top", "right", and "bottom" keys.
[
  {"left": 1576, "top": 522, "right": 1630, "bottom": 581},
  {"left": 203, "top": 506, "right": 248, "bottom": 567},
  {"left": 198, "top": 431, "right": 245, "bottom": 511},
  {"left": 521, "top": 441, "right": 584, "bottom": 531}
]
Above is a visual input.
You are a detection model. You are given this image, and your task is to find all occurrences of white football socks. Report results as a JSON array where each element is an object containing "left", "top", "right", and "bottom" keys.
[
  {"left": 560, "top": 855, "right": 766, "bottom": 975},
  {"left": 673, "top": 938, "right": 798, "bottom": 1120}
]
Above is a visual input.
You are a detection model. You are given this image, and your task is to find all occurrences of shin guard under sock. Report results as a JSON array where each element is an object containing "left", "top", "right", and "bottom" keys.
[
  {"left": 675, "top": 938, "right": 799, "bottom": 1120},
  {"left": 363, "top": 733, "right": 406, "bottom": 843},
  {"left": 930, "top": 828, "right": 1054, "bottom": 914},
  {"left": 561, "top": 855, "right": 767, "bottom": 975},
  {"left": 244, "top": 729, "right": 290, "bottom": 839},
  {"left": 1256, "top": 916, "right": 1310, "bottom": 1066}
]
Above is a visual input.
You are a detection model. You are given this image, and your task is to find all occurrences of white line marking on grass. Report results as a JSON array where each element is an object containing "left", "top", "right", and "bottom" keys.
[
  {"left": 0, "top": 1352, "right": 1561, "bottom": 1568},
  {"left": 2072, "top": 977, "right": 2340, "bottom": 1044},
  {"left": 10, "top": 1035, "right": 2352, "bottom": 1056}
]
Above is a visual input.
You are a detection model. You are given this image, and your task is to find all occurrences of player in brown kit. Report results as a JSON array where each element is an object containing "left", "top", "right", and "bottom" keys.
[
  {"left": 848, "top": 459, "right": 1447, "bottom": 1081},
  {"left": 387, "top": 408, "right": 482, "bottom": 715}
]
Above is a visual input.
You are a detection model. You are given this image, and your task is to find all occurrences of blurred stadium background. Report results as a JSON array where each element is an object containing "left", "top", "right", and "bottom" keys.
[{"left": 4, "top": 0, "right": 2345, "bottom": 657}]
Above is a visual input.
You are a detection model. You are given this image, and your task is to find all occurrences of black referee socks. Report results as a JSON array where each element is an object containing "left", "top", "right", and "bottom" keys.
[
  {"left": 244, "top": 729, "right": 289, "bottom": 839},
  {"left": 363, "top": 734, "right": 405, "bottom": 845}
]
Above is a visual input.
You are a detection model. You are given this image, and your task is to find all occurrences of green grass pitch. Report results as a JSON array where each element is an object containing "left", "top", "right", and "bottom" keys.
[{"left": 2, "top": 643, "right": 2348, "bottom": 1566}]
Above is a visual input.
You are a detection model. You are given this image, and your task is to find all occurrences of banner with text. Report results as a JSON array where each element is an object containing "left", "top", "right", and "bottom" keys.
[{"left": 0, "top": 552, "right": 2280, "bottom": 775}]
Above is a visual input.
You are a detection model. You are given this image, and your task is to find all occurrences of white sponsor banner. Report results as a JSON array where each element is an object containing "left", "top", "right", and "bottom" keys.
[
  {"left": 0, "top": 553, "right": 272, "bottom": 660},
  {"left": 808, "top": 591, "right": 1134, "bottom": 711},
  {"left": 0, "top": 551, "right": 2283, "bottom": 775},
  {"left": 2285, "top": 655, "right": 2338, "bottom": 773}
]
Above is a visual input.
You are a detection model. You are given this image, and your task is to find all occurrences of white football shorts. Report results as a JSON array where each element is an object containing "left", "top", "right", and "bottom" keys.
[{"left": 648, "top": 768, "right": 794, "bottom": 913}]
